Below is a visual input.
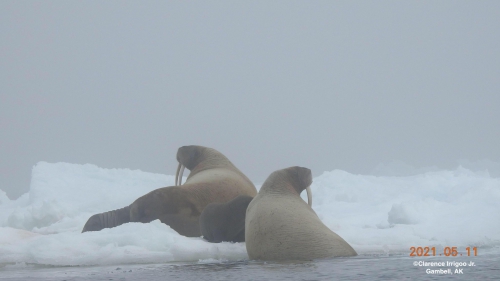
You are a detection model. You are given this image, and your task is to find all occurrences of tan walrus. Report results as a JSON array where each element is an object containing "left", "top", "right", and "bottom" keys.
[
  {"left": 245, "top": 166, "right": 357, "bottom": 260},
  {"left": 82, "top": 145, "right": 257, "bottom": 237}
]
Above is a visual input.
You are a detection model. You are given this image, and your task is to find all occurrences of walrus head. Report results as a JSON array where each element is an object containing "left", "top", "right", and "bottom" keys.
[
  {"left": 174, "top": 145, "right": 235, "bottom": 186},
  {"left": 175, "top": 145, "right": 201, "bottom": 185},
  {"left": 261, "top": 166, "right": 313, "bottom": 207}
]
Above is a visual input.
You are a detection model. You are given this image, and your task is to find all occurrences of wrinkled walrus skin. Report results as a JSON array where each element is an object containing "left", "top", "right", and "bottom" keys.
[
  {"left": 245, "top": 166, "right": 357, "bottom": 261},
  {"left": 200, "top": 195, "right": 254, "bottom": 243},
  {"left": 82, "top": 146, "right": 257, "bottom": 237}
]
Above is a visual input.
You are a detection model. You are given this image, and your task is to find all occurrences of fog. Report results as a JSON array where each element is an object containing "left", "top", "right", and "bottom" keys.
[{"left": 1, "top": 1, "right": 499, "bottom": 199}]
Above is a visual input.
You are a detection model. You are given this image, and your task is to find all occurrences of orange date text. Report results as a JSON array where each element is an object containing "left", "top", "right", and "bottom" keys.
[{"left": 409, "top": 247, "right": 477, "bottom": 257}]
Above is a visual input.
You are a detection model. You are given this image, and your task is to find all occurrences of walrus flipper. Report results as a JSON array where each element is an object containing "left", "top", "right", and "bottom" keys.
[
  {"left": 200, "top": 195, "right": 253, "bottom": 243},
  {"left": 82, "top": 206, "right": 131, "bottom": 233}
]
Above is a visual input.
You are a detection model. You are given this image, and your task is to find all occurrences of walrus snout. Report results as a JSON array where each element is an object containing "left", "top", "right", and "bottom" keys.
[
  {"left": 297, "top": 167, "right": 312, "bottom": 188},
  {"left": 286, "top": 166, "right": 312, "bottom": 207},
  {"left": 284, "top": 166, "right": 312, "bottom": 191}
]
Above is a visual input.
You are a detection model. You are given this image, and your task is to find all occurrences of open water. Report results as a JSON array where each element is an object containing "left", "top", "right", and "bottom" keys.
[{"left": 1, "top": 250, "right": 499, "bottom": 281}]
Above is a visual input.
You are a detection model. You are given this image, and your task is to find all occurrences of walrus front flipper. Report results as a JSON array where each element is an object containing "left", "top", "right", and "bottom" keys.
[
  {"left": 224, "top": 195, "right": 253, "bottom": 242},
  {"left": 82, "top": 206, "right": 131, "bottom": 233},
  {"left": 200, "top": 195, "right": 253, "bottom": 243}
]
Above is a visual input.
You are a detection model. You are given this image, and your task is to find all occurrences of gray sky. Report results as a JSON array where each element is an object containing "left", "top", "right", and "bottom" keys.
[{"left": 1, "top": 1, "right": 499, "bottom": 199}]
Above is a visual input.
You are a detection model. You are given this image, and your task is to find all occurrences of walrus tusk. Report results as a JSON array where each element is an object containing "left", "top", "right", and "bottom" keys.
[
  {"left": 178, "top": 165, "right": 185, "bottom": 185},
  {"left": 306, "top": 186, "right": 312, "bottom": 207},
  {"left": 175, "top": 163, "right": 181, "bottom": 186}
]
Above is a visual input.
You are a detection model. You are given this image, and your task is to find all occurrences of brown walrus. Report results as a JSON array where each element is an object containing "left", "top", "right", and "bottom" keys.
[{"left": 82, "top": 145, "right": 257, "bottom": 237}]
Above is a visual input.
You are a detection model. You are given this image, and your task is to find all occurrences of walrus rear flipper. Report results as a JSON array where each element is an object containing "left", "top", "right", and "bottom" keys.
[{"left": 82, "top": 206, "right": 131, "bottom": 233}]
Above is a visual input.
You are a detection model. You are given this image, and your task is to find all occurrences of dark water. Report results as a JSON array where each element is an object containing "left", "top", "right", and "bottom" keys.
[{"left": 1, "top": 252, "right": 499, "bottom": 281}]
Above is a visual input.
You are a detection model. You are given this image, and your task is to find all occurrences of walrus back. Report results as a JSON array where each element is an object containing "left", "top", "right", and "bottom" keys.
[{"left": 182, "top": 168, "right": 257, "bottom": 210}]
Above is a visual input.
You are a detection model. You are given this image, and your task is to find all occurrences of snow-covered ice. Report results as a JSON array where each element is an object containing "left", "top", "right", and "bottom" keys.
[{"left": 1, "top": 162, "right": 499, "bottom": 266}]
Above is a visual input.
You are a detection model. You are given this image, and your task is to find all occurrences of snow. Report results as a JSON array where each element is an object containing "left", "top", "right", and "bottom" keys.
[{"left": 1, "top": 161, "right": 499, "bottom": 266}]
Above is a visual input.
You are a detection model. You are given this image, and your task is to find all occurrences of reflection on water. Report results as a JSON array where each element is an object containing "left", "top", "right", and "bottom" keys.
[{"left": 1, "top": 251, "right": 499, "bottom": 281}]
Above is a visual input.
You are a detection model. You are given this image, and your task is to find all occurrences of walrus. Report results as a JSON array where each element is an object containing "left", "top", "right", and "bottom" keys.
[
  {"left": 200, "top": 195, "right": 253, "bottom": 243},
  {"left": 82, "top": 145, "right": 257, "bottom": 237},
  {"left": 245, "top": 166, "right": 357, "bottom": 260}
]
